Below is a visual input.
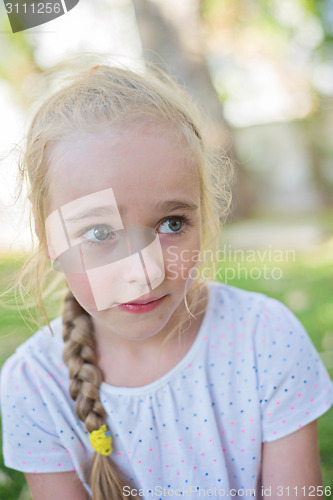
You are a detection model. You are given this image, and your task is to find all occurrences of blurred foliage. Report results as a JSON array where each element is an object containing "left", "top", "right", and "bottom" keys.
[{"left": 201, "top": 0, "right": 333, "bottom": 100}]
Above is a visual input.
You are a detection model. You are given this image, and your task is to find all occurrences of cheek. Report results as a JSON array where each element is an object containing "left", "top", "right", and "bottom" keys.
[
  {"left": 65, "top": 272, "right": 97, "bottom": 310},
  {"left": 163, "top": 236, "right": 201, "bottom": 281}
]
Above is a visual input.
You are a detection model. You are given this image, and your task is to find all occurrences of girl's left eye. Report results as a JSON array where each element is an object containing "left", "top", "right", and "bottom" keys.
[{"left": 157, "top": 216, "right": 189, "bottom": 235}]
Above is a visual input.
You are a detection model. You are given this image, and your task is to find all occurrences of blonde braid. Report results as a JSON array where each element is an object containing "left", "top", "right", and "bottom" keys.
[{"left": 61, "top": 290, "right": 135, "bottom": 500}]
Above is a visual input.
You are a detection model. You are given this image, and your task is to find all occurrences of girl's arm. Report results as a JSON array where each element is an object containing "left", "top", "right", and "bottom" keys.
[
  {"left": 261, "top": 420, "right": 323, "bottom": 499},
  {"left": 25, "top": 471, "right": 90, "bottom": 500}
]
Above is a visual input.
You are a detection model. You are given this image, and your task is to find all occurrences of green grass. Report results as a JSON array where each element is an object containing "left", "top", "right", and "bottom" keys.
[{"left": 0, "top": 242, "right": 333, "bottom": 498}]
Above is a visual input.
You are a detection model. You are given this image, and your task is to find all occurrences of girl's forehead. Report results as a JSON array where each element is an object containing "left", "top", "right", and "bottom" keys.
[{"left": 47, "top": 127, "right": 201, "bottom": 214}]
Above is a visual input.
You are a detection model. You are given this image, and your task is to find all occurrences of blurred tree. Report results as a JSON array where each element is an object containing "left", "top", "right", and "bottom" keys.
[
  {"left": 132, "top": 0, "right": 256, "bottom": 218},
  {"left": 0, "top": 12, "right": 41, "bottom": 109},
  {"left": 201, "top": 0, "right": 333, "bottom": 208}
]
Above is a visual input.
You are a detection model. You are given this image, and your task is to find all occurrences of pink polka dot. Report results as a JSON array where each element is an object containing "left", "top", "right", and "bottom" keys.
[
  {"left": 164, "top": 444, "right": 168, "bottom": 447},
  {"left": 42, "top": 458, "right": 46, "bottom": 462},
  {"left": 177, "top": 472, "right": 180, "bottom": 475},
  {"left": 138, "top": 460, "right": 142, "bottom": 464},
  {"left": 298, "top": 424, "right": 302, "bottom": 428},
  {"left": 241, "top": 429, "right": 245, "bottom": 433},
  {"left": 58, "top": 464, "right": 61, "bottom": 467},
  {"left": 252, "top": 438, "right": 255, "bottom": 442},
  {"left": 310, "top": 398, "right": 314, "bottom": 403},
  {"left": 190, "top": 446, "right": 193, "bottom": 450},
  {"left": 213, "top": 459, "right": 217, "bottom": 462},
  {"left": 290, "top": 407, "right": 294, "bottom": 410},
  {"left": 149, "top": 469, "right": 152, "bottom": 472},
  {"left": 201, "top": 453, "right": 205, "bottom": 456},
  {"left": 165, "top": 465, "right": 169, "bottom": 468},
  {"left": 118, "top": 452, "right": 122, "bottom": 455},
  {"left": 212, "top": 325, "right": 216, "bottom": 329},
  {"left": 22, "top": 461, "right": 25, "bottom": 465},
  {"left": 276, "top": 401, "right": 280, "bottom": 405},
  {"left": 282, "top": 420, "right": 286, "bottom": 423},
  {"left": 241, "top": 449, "right": 245, "bottom": 452},
  {"left": 149, "top": 448, "right": 153, "bottom": 452},
  {"left": 193, "top": 466, "right": 197, "bottom": 470},
  {"left": 209, "top": 439, "right": 213, "bottom": 442},
  {"left": 298, "top": 394, "right": 301, "bottom": 397},
  {"left": 179, "top": 438, "right": 182, "bottom": 442},
  {"left": 128, "top": 451, "right": 131, "bottom": 454},
  {"left": 204, "top": 336, "right": 208, "bottom": 340},
  {"left": 33, "top": 470, "right": 37, "bottom": 473},
  {"left": 28, "top": 451, "right": 31, "bottom": 455}
]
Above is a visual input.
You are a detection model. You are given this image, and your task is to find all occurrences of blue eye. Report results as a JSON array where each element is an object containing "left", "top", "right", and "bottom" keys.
[
  {"left": 82, "top": 225, "right": 114, "bottom": 244},
  {"left": 158, "top": 216, "right": 190, "bottom": 235}
]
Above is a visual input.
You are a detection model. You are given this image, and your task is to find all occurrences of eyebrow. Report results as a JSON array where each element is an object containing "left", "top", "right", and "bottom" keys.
[
  {"left": 63, "top": 199, "right": 199, "bottom": 224},
  {"left": 153, "top": 199, "right": 199, "bottom": 212},
  {"left": 64, "top": 206, "right": 117, "bottom": 224}
]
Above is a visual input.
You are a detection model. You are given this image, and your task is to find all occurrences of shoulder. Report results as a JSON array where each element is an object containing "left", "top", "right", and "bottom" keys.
[
  {"left": 205, "top": 279, "right": 268, "bottom": 324},
  {"left": 206, "top": 280, "right": 308, "bottom": 335},
  {"left": 0, "top": 316, "right": 64, "bottom": 391}
]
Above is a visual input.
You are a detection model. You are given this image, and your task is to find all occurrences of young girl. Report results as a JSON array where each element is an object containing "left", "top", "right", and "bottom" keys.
[{"left": 1, "top": 62, "right": 332, "bottom": 500}]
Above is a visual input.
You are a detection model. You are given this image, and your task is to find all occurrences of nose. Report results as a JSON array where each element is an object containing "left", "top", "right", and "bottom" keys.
[{"left": 140, "top": 234, "right": 165, "bottom": 289}]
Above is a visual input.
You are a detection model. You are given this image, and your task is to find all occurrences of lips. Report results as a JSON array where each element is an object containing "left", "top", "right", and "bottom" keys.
[{"left": 121, "top": 295, "right": 165, "bottom": 305}]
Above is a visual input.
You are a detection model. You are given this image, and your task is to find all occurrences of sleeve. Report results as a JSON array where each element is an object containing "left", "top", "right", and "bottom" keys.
[
  {"left": 0, "top": 351, "right": 76, "bottom": 473},
  {"left": 254, "top": 297, "right": 333, "bottom": 442}
]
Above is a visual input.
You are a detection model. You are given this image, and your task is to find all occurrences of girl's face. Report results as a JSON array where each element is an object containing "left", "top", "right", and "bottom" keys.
[{"left": 46, "top": 125, "right": 202, "bottom": 342}]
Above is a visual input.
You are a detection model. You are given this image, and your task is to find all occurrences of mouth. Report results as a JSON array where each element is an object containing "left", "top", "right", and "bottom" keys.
[
  {"left": 121, "top": 295, "right": 166, "bottom": 305},
  {"left": 115, "top": 295, "right": 167, "bottom": 313}
]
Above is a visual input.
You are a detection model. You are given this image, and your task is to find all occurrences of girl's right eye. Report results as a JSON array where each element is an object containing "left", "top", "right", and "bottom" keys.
[{"left": 81, "top": 225, "right": 114, "bottom": 244}]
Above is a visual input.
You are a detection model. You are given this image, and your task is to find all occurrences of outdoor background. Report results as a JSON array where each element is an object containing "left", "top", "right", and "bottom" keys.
[{"left": 0, "top": 0, "right": 332, "bottom": 499}]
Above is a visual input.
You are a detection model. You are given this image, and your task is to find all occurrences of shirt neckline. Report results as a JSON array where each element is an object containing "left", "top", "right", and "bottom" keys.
[{"left": 100, "top": 280, "right": 216, "bottom": 396}]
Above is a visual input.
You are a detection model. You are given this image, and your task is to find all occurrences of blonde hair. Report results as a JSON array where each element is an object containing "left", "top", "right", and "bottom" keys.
[{"left": 15, "top": 59, "right": 232, "bottom": 499}]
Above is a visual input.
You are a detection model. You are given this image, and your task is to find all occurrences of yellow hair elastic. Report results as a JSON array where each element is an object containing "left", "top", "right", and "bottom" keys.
[{"left": 89, "top": 424, "right": 113, "bottom": 456}]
